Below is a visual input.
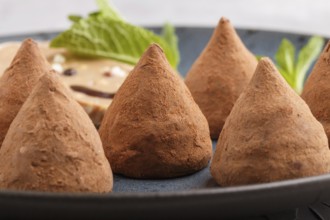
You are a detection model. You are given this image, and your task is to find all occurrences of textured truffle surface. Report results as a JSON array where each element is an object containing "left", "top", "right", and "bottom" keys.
[
  {"left": 0, "top": 39, "right": 51, "bottom": 146},
  {"left": 0, "top": 72, "right": 113, "bottom": 193},
  {"left": 99, "top": 44, "right": 212, "bottom": 178},
  {"left": 185, "top": 17, "right": 258, "bottom": 139},
  {"left": 302, "top": 41, "right": 330, "bottom": 146},
  {"left": 210, "top": 58, "right": 330, "bottom": 186}
]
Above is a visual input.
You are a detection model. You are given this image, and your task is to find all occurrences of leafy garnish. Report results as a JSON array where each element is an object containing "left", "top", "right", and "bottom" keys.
[
  {"left": 95, "top": 0, "right": 123, "bottom": 20},
  {"left": 68, "top": 15, "right": 82, "bottom": 23},
  {"left": 255, "top": 55, "right": 263, "bottom": 61},
  {"left": 274, "top": 36, "right": 324, "bottom": 94},
  {"left": 50, "top": 0, "right": 180, "bottom": 68},
  {"left": 161, "top": 23, "right": 180, "bottom": 68},
  {"left": 295, "top": 37, "right": 324, "bottom": 92}
]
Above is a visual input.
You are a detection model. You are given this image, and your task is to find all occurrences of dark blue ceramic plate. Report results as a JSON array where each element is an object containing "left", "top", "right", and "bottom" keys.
[{"left": 0, "top": 28, "right": 329, "bottom": 220}]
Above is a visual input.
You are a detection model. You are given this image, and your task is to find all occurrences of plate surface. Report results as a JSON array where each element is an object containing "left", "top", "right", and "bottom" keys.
[{"left": 0, "top": 27, "right": 329, "bottom": 220}]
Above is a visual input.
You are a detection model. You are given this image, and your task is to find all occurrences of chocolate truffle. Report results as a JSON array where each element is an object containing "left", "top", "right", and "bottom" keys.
[
  {"left": 211, "top": 58, "right": 330, "bottom": 186},
  {"left": 185, "top": 17, "right": 258, "bottom": 139},
  {"left": 302, "top": 41, "right": 330, "bottom": 146},
  {"left": 0, "top": 39, "right": 51, "bottom": 147},
  {"left": 0, "top": 72, "right": 113, "bottom": 192},
  {"left": 99, "top": 44, "right": 212, "bottom": 178}
]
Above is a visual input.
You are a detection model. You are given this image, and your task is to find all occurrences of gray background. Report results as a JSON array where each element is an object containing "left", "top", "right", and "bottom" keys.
[{"left": 0, "top": 0, "right": 329, "bottom": 37}]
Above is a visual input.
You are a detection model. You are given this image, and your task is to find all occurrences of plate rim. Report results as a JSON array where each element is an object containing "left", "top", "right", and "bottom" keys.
[
  {"left": 0, "top": 172, "right": 329, "bottom": 199},
  {"left": 0, "top": 26, "right": 320, "bottom": 40},
  {"left": 0, "top": 28, "right": 329, "bottom": 199},
  {"left": 0, "top": 29, "right": 329, "bottom": 219}
]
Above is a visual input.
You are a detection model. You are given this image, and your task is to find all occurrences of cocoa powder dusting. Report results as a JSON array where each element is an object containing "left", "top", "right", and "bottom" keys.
[
  {"left": 0, "top": 39, "right": 51, "bottom": 147},
  {"left": 185, "top": 17, "right": 258, "bottom": 139},
  {"left": 210, "top": 58, "right": 330, "bottom": 186},
  {"left": 0, "top": 72, "right": 113, "bottom": 193},
  {"left": 302, "top": 40, "right": 330, "bottom": 146},
  {"left": 99, "top": 44, "right": 212, "bottom": 178}
]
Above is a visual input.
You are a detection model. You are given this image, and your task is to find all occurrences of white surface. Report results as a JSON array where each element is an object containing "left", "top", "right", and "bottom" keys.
[{"left": 0, "top": 0, "right": 329, "bottom": 37}]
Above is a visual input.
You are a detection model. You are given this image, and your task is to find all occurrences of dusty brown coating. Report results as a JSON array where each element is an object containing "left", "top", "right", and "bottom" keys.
[
  {"left": 0, "top": 39, "right": 51, "bottom": 147},
  {"left": 0, "top": 72, "right": 113, "bottom": 193},
  {"left": 302, "top": 41, "right": 330, "bottom": 146},
  {"left": 99, "top": 44, "right": 212, "bottom": 179},
  {"left": 185, "top": 17, "right": 258, "bottom": 139},
  {"left": 210, "top": 58, "right": 330, "bottom": 186}
]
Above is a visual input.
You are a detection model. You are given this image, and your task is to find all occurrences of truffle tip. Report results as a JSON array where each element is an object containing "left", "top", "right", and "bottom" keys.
[
  {"left": 217, "top": 16, "right": 234, "bottom": 33},
  {"left": 258, "top": 57, "right": 273, "bottom": 65},
  {"left": 21, "top": 38, "right": 38, "bottom": 48},
  {"left": 147, "top": 43, "right": 164, "bottom": 53},
  {"left": 13, "top": 38, "right": 41, "bottom": 60},
  {"left": 220, "top": 16, "right": 230, "bottom": 23},
  {"left": 324, "top": 40, "right": 330, "bottom": 54},
  {"left": 251, "top": 57, "right": 285, "bottom": 85},
  {"left": 255, "top": 57, "right": 278, "bottom": 72},
  {"left": 36, "top": 70, "right": 62, "bottom": 91},
  {"left": 137, "top": 43, "right": 167, "bottom": 65},
  {"left": 39, "top": 70, "right": 59, "bottom": 83}
]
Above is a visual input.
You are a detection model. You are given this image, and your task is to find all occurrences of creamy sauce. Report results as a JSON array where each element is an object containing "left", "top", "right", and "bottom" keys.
[{"left": 0, "top": 42, "right": 133, "bottom": 108}]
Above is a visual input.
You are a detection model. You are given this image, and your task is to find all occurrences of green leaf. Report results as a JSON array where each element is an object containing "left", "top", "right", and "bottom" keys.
[
  {"left": 273, "top": 36, "right": 324, "bottom": 94},
  {"left": 277, "top": 66, "right": 295, "bottom": 88},
  {"left": 275, "top": 38, "right": 295, "bottom": 75},
  {"left": 255, "top": 55, "right": 263, "bottom": 61},
  {"left": 50, "top": 16, "right": 179, "bottom": 68},
  {"left": 51, "top": 0, "right": 180, "bottom": 68},
  {"left": 161, "top": 23, "right": 180, "bottom": 68},
  {"left": 295, "top": 36, "right": 324, "bottom": 93},
  {"left": 88, "top": 11, "right": 102, "bottom": 18},
  {"left": 68, "top": 15, "right": 83, "bottom": 23},
  {"left": 96, "top": 0, "right": 124, "bottom": 20}
]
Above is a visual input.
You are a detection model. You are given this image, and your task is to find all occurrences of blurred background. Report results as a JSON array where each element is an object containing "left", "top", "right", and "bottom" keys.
[{"left": 0, "top": 0, "right": 329, "bottom": 37}]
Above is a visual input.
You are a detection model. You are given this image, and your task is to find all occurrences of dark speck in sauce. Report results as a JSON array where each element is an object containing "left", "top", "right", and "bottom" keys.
[
  {"left": 63, "top": 68, "right": 77, "bottom": 76},
  {"left": 70, "top": 85, "right": 115, "bottom": 99}
]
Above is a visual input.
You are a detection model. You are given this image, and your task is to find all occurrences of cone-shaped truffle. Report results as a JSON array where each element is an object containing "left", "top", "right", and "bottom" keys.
[
  {"left": 185, "top": 17, "right": 258, "bottom": 139},
  {"left": 0, "top": 39, "right": 51, "bottom": 146},
  {"left": 0, "top": 72, "right": 113, "bottom": 192},
  {"left": 99, "top": 44, "right": 212, "bottom": 178},
  {"left": 302, "top": 41, "right": 330, "bottom": 145},
  {"left": 210, "top": 58, "right": 330, "bottom": 186}
]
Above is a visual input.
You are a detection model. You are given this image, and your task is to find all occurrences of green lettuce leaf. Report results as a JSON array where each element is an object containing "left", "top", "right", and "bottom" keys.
[
  {"left": 255, "top": 55, "right": 263, "bottom": 61},
  {"left": 161, "top": 23, "right": 180, "bottom": 68},
  {"left": 95, "top": 0, "right": 124, "bottom": 20},
  {"left": 50, "top": 0, "right": 180, "bottom": 68},
  {"left": 68, "top": 15, "right": 83, "bottom": 23},
  {"left": 275, "top": 39, "right": 295, "bottom": 76},
  {"left": 295, "top": 36, "right": 324, "bottom": 93},
  {"left": 273, "top": 36, "right": 324, "bottom": 94},
  {"left": 51, "top": 16, "right": 179, "bottom": 67}
]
